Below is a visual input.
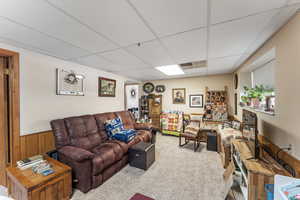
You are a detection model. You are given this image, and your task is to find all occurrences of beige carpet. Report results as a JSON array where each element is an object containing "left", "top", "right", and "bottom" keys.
[{"left": 71, "top": 133, "right": 232, "bottom": 200}]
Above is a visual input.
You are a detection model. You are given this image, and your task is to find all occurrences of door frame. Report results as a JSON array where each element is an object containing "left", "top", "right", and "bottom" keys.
[{"left": 0, "top": 48, "right": 20, "bottom": 167}]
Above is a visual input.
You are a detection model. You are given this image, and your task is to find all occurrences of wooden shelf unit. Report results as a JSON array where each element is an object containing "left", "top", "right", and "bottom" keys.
[{"left": 232, "top": 139, "right": 291, "bottom": 200}]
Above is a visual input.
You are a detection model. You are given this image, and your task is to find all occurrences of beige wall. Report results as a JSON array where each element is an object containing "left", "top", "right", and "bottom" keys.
[
  {"left": 0, "top": 43, "right": 133, "bottom": 135},
  {"left": 234, "top": 13, "right": 300, "bottom": 159},
  {"left": 145, "top": 74, "right": 234, "bottom": 114}
]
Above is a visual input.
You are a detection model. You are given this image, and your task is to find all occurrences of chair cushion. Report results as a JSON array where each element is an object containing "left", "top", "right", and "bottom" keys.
[
  {"left": 91, "top": 142, "right": 125, "bottom": 175},
  {"left": 184, "top": 126, "right": 199, "bottom": 136},
  {"left": 105, "top": 117, "right": 124, "bottom": 137}
]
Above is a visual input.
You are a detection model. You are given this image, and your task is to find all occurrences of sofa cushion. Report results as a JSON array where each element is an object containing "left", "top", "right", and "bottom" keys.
[
  {"left": 50, "top": 119, "right": 70, "bottom": 149},
  {"left": 64, "top": 115, "right": 102, "bottom": 150},
  {"left": 94, "top": 112, "right": 117, "bottom": 141},
  {"left": 115, "top": 111, "right": 135, "bottom": 129},
  {"left": 91, "top": 142, "right": 125, "bottom": 175},
  {"left": 136, "top": 130, "right": 152, "bottom": 142}
]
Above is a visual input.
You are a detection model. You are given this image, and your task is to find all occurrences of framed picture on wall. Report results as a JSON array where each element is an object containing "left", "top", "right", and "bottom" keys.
[
  {"left": 56, "top": 68, "right": 84, "bottom": 96},
  {"left": 189, "top": 94, "right": 203, "bottom": 108},
  {"left": 98, "top": 77, "right": 116, "bottom": 97},
  {"left": 172, "top": 88, "right": 186, "bottom": 104}
]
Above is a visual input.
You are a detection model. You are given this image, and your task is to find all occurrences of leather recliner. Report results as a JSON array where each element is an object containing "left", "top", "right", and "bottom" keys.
[{"left": 50, "top": 111, "right": 154, "bottom": 193}]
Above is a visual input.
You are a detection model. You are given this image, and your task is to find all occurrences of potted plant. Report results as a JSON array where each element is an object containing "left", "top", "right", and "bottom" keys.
[{"left": 241, "top": 85, "right": 274, "bottom": 108}]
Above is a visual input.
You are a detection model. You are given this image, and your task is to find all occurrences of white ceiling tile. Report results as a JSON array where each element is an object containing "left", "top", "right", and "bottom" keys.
[
  {"left": 211, "top": 0, "right": 286, "bottom": 24},
  {"left": 161, "top": 28, "right": 207, "bottom": 64},
  {"left": 100, "top": 49, "right": 150, "bottom": 69},
  {"left": 0, "top": 0, "right": 116, "bottom": 53},
  {"left": 209, "top": 11, "right": 277, "bottom": 59},
  {"left": 208, "top": 56, "right": 241, "bottom": 73},
  {"left": 48, "top": 0, "right": 155, "bottom": 46},
  {"left": 126, "top": 40, "right": 174, "bottom": 67},
  {"left": 0, "top": 18, "right": 88, "bottom": 59},
  {"left": 116, "top": 68, "right": 166, "bottom": 80},
  {"left": 130, "top": 0, "right": 207, "bottom": 37},
  {"left": 72, "top": 55, "right": 112, "bottom": 69}
]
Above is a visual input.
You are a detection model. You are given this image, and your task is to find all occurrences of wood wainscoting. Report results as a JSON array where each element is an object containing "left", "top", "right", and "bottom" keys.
[{"left": 20, "top": 131, "right": 55, "bottom": 160}]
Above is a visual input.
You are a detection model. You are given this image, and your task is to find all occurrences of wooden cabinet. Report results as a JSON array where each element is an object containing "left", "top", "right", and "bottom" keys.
[
  {"left": 6, "top": 157, "right": 72, "bottom": 200},
  {"left": 148, "top": 95, "right": 162, "bottom": 129},
  {"left": 232, "top": 140, "right": 291, "bottom": 200}
]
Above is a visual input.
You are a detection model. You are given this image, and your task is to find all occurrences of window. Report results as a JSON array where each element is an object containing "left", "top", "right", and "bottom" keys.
[{"left": 251, "top": 59, "right": 275, "bottom": 89}]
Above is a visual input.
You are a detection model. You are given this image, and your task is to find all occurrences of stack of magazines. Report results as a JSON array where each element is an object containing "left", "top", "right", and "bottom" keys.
[
  {"left": 16, "top": 155, "right": 44, "bottom": 170},
  {"left": 32, "top": 161, "right": 54, "bottom": 176}
]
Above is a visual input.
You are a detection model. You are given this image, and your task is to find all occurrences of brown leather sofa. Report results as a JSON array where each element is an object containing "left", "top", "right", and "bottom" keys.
[{"left": 50, "top": 111, "right": 154, "bottom": 193}]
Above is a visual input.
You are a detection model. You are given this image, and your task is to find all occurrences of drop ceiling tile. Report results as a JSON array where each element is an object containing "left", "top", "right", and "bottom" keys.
[
  {"left": 116, "top": 68, "right": 166, "bottom": 80},
  {"left": 72, "top": 55, "right": 112, "bottom": 70},
  {"left": 208, "top": 56, "right": 241, "bottom": 73},
  {"left": 211, "top": 0, "right": 286, "bottom": 24},
  {"left": 0, "top": 0, "right": 116, "bottom": 53},
  {"left": 209, "top": 11, "right": 277, "bottom": 59},
  {"left": 161, "top": 28, "right": 207, "bottom": 64},
  {"left": 48, "top": 0, "right": 155, "bottom": 46},
  {"left": 0, "top": 18, "right": 88, "bottom": 59},
  {"left": 130, "top": 0, "right": 207, "bottom": 37},
  {"left": 100, "top": 49, "right": 150, "bottom": 69},
  {"left": 126, "top": 40, "right": 174, "bottom": 67}
]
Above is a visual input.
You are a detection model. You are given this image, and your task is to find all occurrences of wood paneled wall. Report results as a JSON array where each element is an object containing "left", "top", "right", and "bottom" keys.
[{"left": 20, "top": 131, "right": 55, "bottom": 160}]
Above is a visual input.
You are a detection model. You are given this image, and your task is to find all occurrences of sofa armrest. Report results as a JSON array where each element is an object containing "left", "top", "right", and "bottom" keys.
[
  {"left": 134, "top": 123, "right": 152, "bottom": 130},
  {"left": 58, "top": 146, "right": 95, "bottom": 162}
]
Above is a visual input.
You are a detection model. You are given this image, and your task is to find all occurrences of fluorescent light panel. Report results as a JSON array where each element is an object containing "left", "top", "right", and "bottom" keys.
[{"left": 156, "top": 65, "right": 184, "bottom": 75}]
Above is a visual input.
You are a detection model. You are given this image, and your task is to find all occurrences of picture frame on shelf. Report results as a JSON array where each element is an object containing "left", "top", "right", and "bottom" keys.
[
  {"left": 189, "top": 94, "right": 203, "bottom": 108},
  {"left": 98, "top": 77, "right": 116, "bottom": 97}
]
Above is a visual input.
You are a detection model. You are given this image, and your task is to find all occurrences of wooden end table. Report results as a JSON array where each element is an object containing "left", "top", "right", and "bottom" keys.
[{"left": 6, "top": 156, "right": 72, "bottom": 200}]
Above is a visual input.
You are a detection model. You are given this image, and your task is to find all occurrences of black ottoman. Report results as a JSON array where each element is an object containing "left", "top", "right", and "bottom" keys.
[
  {"left": 207, "top": 131, "right": 218, "bottom": 152},
  {"left": 129, "top": 142, "right": 155, "bottom": 170}
]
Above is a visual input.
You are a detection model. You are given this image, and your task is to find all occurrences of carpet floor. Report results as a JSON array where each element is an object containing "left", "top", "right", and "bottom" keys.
[{"left": 71, "top": 133, "right": 233, "bottom": 200}]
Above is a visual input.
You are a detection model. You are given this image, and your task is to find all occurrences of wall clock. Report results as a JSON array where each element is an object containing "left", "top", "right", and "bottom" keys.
[{"left": 143, "top": 82, "right": 155, "bottom": 93}]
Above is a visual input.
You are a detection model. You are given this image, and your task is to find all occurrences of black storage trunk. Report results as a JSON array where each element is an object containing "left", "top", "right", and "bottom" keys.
[
  {"left": 207, "top": 131, "right": 218, "bottom": 152},
  {"left": 129, "top": 142, "right": 155, "bottom": 170}
]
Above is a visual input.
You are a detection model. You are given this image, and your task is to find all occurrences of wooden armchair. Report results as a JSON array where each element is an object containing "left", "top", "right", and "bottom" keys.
[{"left": 179, "top": 115, "right": 201, "bottom": 152}]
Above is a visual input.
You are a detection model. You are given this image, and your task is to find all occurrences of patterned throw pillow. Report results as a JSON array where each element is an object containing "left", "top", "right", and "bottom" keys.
[{"left": 105, "top": 117, "right": 124, "bottom": 137}]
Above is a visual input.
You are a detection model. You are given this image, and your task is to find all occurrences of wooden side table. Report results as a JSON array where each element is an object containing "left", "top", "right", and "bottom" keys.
[{"left": 6, "top": 156, "right": 72, "bottom": 200}]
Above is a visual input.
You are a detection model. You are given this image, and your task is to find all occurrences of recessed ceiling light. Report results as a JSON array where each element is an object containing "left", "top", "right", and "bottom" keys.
[{"left": 156, "top": 65, "right": 184, "bottom": 76}]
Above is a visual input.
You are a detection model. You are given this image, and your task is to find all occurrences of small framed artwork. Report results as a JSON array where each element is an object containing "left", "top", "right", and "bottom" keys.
[
  {"left": 189, "top": 94, "right": 203, "bottom": 108},
  {"left": 172, "top": 88, "right": 186, "bottom": 104},
  {"left": 56, "top": 68, "right": 84, "bottom": 96},
  {"left": 155, "top": 85, "right": 165, "bottom": 93},
  {"left": 98, "top": 77, "right": 116, "bottom": 97}
]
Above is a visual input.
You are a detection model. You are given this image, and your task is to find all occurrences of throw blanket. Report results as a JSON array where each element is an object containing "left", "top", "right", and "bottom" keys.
[{"left": 105, "top": 117, "right": 136, "bottom": 143}]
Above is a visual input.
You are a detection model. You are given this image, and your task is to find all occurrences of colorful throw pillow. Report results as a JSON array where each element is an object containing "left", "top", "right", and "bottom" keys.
[
  {"left": 105, "top": 117, "right": 124, "bottom": 137},
  {"left": 111, "top": 129, "right": 136, "bottom": 143}
]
